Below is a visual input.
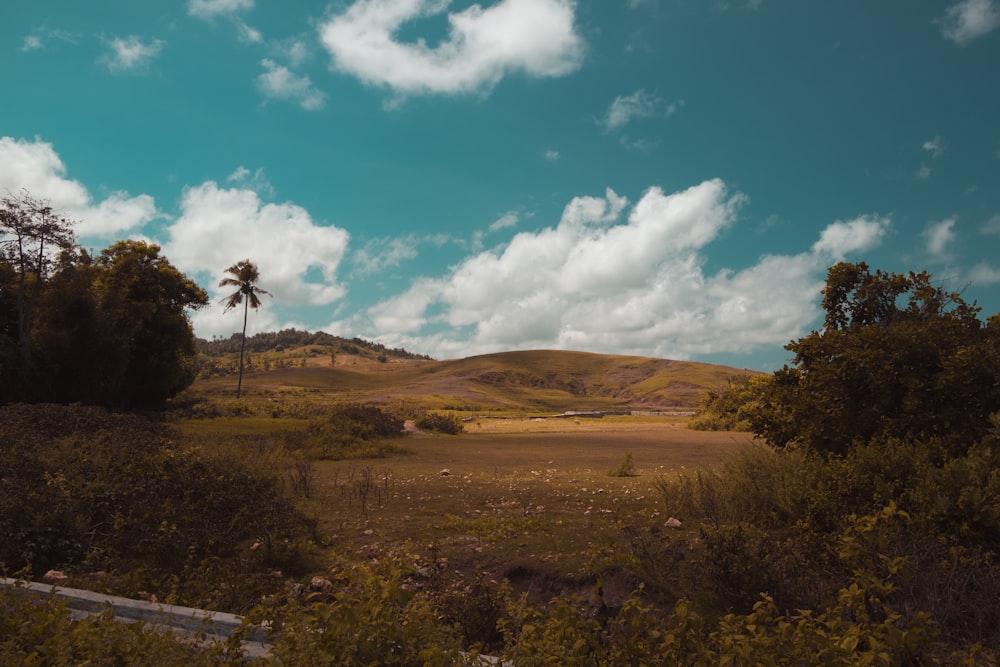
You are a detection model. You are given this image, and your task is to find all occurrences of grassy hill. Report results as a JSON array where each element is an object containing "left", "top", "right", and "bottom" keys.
[{"left": 191, "top": 345, "right": 756, "bottom": 412}]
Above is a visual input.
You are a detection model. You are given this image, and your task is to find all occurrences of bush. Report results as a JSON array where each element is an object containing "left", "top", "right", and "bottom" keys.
[
  {"left": 415, "top": 412, "right": 464, "bottom": 435},
  {"left": 0, "top": 404, "right": 315, "bottom": 612}
]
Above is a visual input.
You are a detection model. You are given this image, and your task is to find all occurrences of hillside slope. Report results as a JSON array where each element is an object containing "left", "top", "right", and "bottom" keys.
[{"left": 192, "top": 348, "right": 756, "bottom": 412}]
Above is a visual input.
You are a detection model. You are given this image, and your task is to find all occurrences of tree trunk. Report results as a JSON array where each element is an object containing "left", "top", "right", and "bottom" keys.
[{"left": 237, "top": 298, "right": 248, "bottom": 398}]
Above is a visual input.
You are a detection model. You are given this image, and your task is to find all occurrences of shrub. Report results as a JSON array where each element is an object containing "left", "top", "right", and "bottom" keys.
[
  {"left": 415, "top": 412, "right": 464, "bottom": 435},
  {"left": 608, "top": 451, "right": 637, "bottom": 477},
  {"left": 0, "top": 403, "right": 315, "bottom": 612}
]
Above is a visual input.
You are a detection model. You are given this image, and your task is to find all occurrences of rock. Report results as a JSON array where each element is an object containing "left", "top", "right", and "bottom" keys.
[
  {"left": 439, "top": 468, "right": 451, "bottom": 476},
  {"left": 42, "top": 570, "right": 68, "bottom": 583},
  {"left": 664, "top": 517, "right": 683, "bottom": 529},
  {"left": 309, "top": 576, "right": 333, "bottom": 595}
]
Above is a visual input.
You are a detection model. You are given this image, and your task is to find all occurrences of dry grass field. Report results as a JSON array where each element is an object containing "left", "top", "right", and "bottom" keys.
[
  {"left": 291, "top": 416, "right": 753, "bottom": 606},
  {"left": 178, "top": 349, "right": 757, "bottom": 608}
]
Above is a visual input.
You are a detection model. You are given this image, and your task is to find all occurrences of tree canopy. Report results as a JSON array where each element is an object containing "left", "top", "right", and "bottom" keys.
[
  {"left": 751, "top": 262, "right": 1000, "bottom": 456},
  {"left": 1, "top": 193, "right": 208, "bottom": 407}
]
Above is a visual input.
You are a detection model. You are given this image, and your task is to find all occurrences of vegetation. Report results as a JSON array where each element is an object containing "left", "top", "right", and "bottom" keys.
[
  {"left": 688, "top": 373, "right": 765, "bottom": 431},
  {"left": 752, "top": 262, "right": 1000, "bottom": 456},
  {"left": 219, "top": 259, "right": 271, "bottom": 398},
  {"left": 1, "top": 193, "right": 208, "bottom": 407},
  {"left": 3, "top": 257, "right": 1000, "bottom": 664}
]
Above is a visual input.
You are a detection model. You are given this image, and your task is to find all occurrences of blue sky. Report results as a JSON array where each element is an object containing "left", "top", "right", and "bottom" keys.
[{"left": 2, "top": 0, "right": 999, "bottom": 370}]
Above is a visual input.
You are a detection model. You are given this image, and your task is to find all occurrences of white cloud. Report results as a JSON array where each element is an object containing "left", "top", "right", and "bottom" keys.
[
  {"left": 226, "top": 165, "right": 274, "bottom": 197},
  {"left": 352, "top": 236, "right": 420, "bottom": 276},
  {"left": 236, "top": 20, "right": 263, "bottom": 43},
  {"left": 188, "top": 0, "right": 254, "bottom": 18},
  {"left": 163, "top": 182, "right": 349, "bottom": 332},
  {"left": 0, "top": 136, "right": 158, "bottom": 236},
  {"left": 916, "top": 164, "right": 932, "bottom": 180},
  {"left": 355, "top": 182, "right": 896, "bottom": 361},
  {"left": 489, "top": 212, "right": 519, "bottom": 232},
  {"left": 318, "top": 0, "right": 583, "bottom": 96},
  {"left": 980, "top": 213, "right": 1000, "bottom": 234},
  {"left": 21, "top": 35, "right": 42, "bottom": 51},
  {"left": 923, "top": 217, "right": 957, "bottom": 260},
  {"left": 922, "top": 136, "right": 946, "bottom": 158},
  {"left": 102, "top": 35, "right": 166, "bottom": 73},
  {"left": 968, "top": 261, "right": 1000, "bottom": 285},
  {"left": 257, "top": 59, "right": 326, "bottom": 110},
  {"left": 274, "top": 37, "right": 311, "bottom": 67},
  {"left": 602, "top": 89, "right": 679, "bottom": 131},
  {"left": 544, "top": 149, "right": 560, "bottom": 161},
  {"left": 937, "top": 0, "right": 1000, "bottom": 45},
  {"left": 811, "top": 214, "right": 891, "bottom": 261}
]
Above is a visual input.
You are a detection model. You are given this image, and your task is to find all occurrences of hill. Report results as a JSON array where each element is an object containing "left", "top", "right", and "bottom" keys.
[{"left": 192, "top": 342, "right": 756, "bottom": 412}]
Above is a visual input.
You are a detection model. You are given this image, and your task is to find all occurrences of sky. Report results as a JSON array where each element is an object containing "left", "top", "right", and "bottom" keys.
[{"left": 1, "top": 0, "right": 999, "bottom": 370}]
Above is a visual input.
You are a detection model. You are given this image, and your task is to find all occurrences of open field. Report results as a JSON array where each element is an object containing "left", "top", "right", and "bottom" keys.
[{"left": 280, "top": 416, "right": 754, "bottom": 606}]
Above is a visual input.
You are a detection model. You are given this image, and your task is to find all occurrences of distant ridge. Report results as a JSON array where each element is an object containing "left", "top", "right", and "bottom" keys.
[{"left": 192, "top": 333, "right": 756, "bottom": 411}]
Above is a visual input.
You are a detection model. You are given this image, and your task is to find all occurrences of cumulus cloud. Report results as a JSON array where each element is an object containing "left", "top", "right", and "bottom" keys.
[
  {"left": 162, "top": 182, "right": 349, "bottom": 336},
  {"left": 601, "top": 89, "right": 679, "bottom": 131},
  {"left": 318, "top": 0, "right": 583, "bottom": 96},
  {"left": 937, "top": 0, "right": 1000, "bottom": 45},
  {"left": 923, "top": 217, "right": 957, "bottom": 260},
  {"left": 811, "top": 215, "right": 891, "bottom": 260},
  {"left": 0, "top": 136, "right": 158, "bottom": 236},
  {"left": 257, "top": 59, "right": 326, "bottom": 110},
  {"left": 102, "top": 35, "right": 166, "bottom": 73},
  {"left": 353, "top": 180, "right": 896, "bottom": 361}
]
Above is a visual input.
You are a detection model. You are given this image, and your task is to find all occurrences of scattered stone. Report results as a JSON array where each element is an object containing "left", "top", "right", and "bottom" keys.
[
  {"left": 309, "top": 576, "right": 333, "bottom": 595},
  {"left": 664, "top": 517, "right": 683, "bottom": 529},
  {"left": 42, "top": 570, "right": 67, "bottom": 583}
]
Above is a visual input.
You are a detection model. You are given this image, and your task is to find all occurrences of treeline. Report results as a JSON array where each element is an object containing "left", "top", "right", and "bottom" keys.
[
  {"left": 1, "top": 191, "right": 207, "bottom": 408},
  {"left": 196, "top": 328, "right": 432, "bottom": 361}
]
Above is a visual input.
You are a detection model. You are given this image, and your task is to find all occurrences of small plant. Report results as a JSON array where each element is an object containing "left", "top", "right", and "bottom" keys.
[{"left": 608, "top": 452, "right": 637, "bottom": 477}]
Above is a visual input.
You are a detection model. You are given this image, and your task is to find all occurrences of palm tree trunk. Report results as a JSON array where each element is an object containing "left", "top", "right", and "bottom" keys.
[{"left": 237, "top": 297, "right": 248, "bottom": 398}]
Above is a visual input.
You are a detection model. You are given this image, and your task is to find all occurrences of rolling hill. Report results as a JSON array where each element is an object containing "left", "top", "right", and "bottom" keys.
[{"left": 192, "top": 346, "right": 757, "bottom": 412}]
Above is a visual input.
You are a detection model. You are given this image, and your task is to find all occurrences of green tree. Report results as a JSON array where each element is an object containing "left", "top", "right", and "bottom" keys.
[
  {"left": 0, "top": 191, "right": 75, "bottom": 359},
  {"left": 30, "top": 241, "right": 209, "bottom": 407},
  {"left": 94, "top": 240, "right": 209, "bottom": 406},
  {"left": 752, "top": 262, "right": 1000, "bottom": 456},
  {"left": 219, "top": 259, "right": 270, "bottom": 398}
]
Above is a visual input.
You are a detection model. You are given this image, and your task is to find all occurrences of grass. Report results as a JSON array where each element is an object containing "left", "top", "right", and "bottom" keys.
[
  {"left": 278, "top": 416, "right": 753, "bottom": 603},
  {"left": 189, "top": 348, "right": 755, "bottom": 412}
]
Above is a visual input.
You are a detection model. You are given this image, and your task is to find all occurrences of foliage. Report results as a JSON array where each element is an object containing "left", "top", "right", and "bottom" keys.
[
  {"left": 0, "top": 582, "right": 244, "bottom": 666},
  {"left": 246, "top": 554, "right": 470, "bottom": 665},
  {"left": 0, "top": 404, "right": 315, "bottom": 611},
  {"left": 196, "top": 328, "right": 432, "bottom": 361},
  {"left": 219, "top": 259, "right": 270, "bottom": 399},
  {"left": 752, "top": 262, "right": 1000, "bottom": 456},
  {"left": 608, "top": 451, "right": 638, "bottom": 477},
  {"left": 0, "top": 190, "right": 75, "bottom": 357},
  {"left": 688, "top": 373, "right": 768, "bottom": 431},
  {"left": 415, "top": 411, "right": 464, "bottom": 435},
  {"left": 0, "top": 210, "right": 209, "bottom": 407}
]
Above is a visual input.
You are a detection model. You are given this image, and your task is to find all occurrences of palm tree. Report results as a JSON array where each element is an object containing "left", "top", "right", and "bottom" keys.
[{"left": 219, "top": 260, "right": 270, "bottom": 398}]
